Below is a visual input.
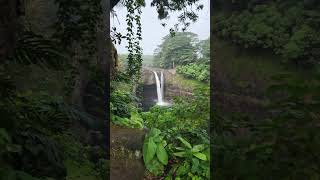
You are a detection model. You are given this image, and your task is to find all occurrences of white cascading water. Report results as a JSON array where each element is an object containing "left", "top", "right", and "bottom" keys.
[
  {"left": 160, "top": 71, "right": 164, "bottom": 99},
  {"left": 153, "top": 71, "right": 163, "bottom": 104}
]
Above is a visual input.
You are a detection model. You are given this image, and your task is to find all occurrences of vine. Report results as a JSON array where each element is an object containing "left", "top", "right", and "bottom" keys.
[{"left": 124, "top": 0, "right": 143, "bottom": 80}]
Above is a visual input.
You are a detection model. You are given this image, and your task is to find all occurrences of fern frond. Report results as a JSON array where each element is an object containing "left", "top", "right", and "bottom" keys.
[{"left": 10, "top": 31, "right": 67, "bottom": 69}]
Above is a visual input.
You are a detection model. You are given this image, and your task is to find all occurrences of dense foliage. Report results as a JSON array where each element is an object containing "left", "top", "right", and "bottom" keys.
[
  {"left": 213, "top": 73, "right": 320, "bottom": 179},
  {"left": 153, "top": 32, "right": 210, "bottom": 82},
  {"left": 177, "top": 63, "right": 209, "bottom": 82},
  {"left": 0, "top": 68, "right": 107, "bottom": 179},
  {"left": 141, "top": 86, "right": 210, "bottom": 179},
  {"left": 153, "top": 32, "right": 198, "bottom": 68},
  {"left": 212, "top": 1, "right": 320, "bottom": 179},
  {"left": 1, "top": 0, "right": 206, "bottom": 179},
  {"left": 0, "top": 0, "right": 109, "bottom": 179},
  {"left": 111, "top": 54, "right": 210, "bottom": 178},
  {"left": 213, "top": 0, "right": 320, "bottom": 65}
]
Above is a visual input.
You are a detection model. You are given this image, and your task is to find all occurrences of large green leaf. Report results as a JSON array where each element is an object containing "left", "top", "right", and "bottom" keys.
[
  {"left": 143, "top": 141, "right": 148, "bottom": 164},
  {"left": 191, "top": 144, "right": 205, "bottom": 153},
  {"left": 149, "top": 128, "right": 161, "bottom": 137},
  {"left": 193, "top": 152, "right": 207, "bottom": 161},
  {"left": 144, "top": 138, "right": 157, "bottom": 164},
  {"left": 156, "top": 143, "right": 168, "bottom": 165},
  {"left": 173, "top": 151, "right": 187, "bottom": 157},
  {"left": 177, "top": 137, "right": 192, "bottom": 149},
  {"left": 175, "top": 147, "right": 185, "bottom": 151}
]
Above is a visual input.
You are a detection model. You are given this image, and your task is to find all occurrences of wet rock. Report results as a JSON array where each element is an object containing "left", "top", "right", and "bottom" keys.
[{"left": 110, "top": 125, "right": 147, "bottom": 180}]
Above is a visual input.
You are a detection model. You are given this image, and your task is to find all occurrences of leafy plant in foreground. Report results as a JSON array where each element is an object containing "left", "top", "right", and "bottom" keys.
[
  {"left": 143, "top": 128, "right": 168, "bottom": 176},
  {"left": 169, "top": 137, "right": 210, "bottom": 179}
]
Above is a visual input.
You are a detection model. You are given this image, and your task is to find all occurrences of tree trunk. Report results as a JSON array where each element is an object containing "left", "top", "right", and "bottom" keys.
[{"left": 99, "top": 0, "right": 110, "bottom": 154}]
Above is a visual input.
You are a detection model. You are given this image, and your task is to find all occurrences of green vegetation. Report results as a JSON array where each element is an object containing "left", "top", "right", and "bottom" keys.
[
  {"left": 139, "top": 89, "right": 210, "bottom": 179},
  {"left": 153, "top": 32, "right": 210, "bottom": 83},
  {"left": 111, "top": 2, "right": 209, "bottom": 177},
  {"left": 0, "top": 84, "right": 107, "bottom": 179},
  {"left": 111, "top": 62, "right": 210, "bottom": 179},
  {"left": 119, "top": 54, "right": 155, "bottom": 67},
  {"left": 213, "top": 73, "right": 320, "bottom": 180},
  {"left": 1, "top": 0, "right": 110, "bottom": 179},
  {"left": 112, "top": 30, "right": 210, "bottom": 179},
  {"left": 213, "top": 0, "right": 320, "bottom": 65},
  {"left": 1, "top": 0, "right": 206, "bottom": 179},
  {"left": 153, "top": 32, "right": 198, "bottom": 68},
  {"left": 212, "top": 1, "right": 320, "bottom": 179},
  {"left": 141, "top": 86, "right": 210, "bottom": 179},
  {"left": 142, "top": 55, "right": 155, "bottom": 66},
  {"left": 177, "top": 63, "right": 209, "bottom": 82}
]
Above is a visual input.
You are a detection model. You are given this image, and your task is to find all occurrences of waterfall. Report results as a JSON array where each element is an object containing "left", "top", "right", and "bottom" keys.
[
  {"left": 160, "top": 71, "right": 164, "bottom": 100},
  {"left": 153, "top": 71, "right": 163, "bottom": 103}
]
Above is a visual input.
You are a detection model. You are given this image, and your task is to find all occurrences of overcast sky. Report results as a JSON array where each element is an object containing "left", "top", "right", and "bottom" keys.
[{"left": 111, "top": 0, "right": 210, "bottom": 55}]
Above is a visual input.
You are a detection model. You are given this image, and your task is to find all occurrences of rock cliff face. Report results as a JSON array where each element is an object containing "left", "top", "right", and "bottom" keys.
[
  {"left": 140, "top": 69, "right": 155, "bottom": 85},
  {"left": 141, "top": 68, "right": 193, "bottom": 97},
  {"left": 164, "top": 69, "right": 194, "bottom": 99},
  {"left": 110, "top": 125, "right": 146, "bottom": 180}
]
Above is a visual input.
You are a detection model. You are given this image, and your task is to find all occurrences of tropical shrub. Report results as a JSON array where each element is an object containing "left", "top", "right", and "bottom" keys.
[
  {"left": 112, "top": 112, "right": 144, "bottom": 129},
  {"left": 177, "top": 63, "right": 210, "bottom": 82},
  {"left": 168, "top": 137, "right": 210, "bottom": 179},
  {"left": 141, "top": 86, "right": 210, "bottom": 179},
  {"left": 143, "top": 128, "right": 168, "bottom": 176},
  {"left": 111, "top": 89, "right": 137, "bottom": 118}
]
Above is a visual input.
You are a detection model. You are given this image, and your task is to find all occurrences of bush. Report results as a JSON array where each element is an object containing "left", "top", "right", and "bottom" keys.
[
  {"left": 141, "top": 87, "right": 210, "bottom": 179},
  {"left": 176, "top": 63, "right": 209, "bottom": 82}
]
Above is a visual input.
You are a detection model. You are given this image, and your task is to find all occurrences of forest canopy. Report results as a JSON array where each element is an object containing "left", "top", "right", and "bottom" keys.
[
  {"left": 152, "top": 32, "right": 210, "bottom": 82},
  {"left": 212, "top": 0, "right": 320, "bottom": 65}
]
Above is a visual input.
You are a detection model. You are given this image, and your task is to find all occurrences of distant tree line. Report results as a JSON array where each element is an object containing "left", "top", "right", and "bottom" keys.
[{"left": 153, "top": 32, "right": 210, "bottom": 82}]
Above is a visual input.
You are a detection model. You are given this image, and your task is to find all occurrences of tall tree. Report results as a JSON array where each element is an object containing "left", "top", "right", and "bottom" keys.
[{"left": 154, "top": 32, "right": 198, "bottom": 68}]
